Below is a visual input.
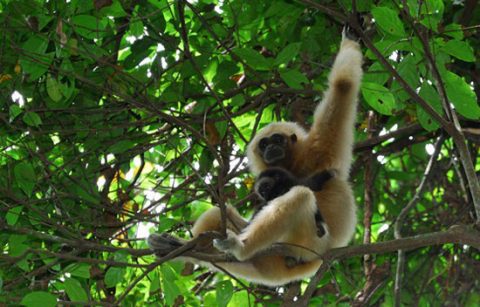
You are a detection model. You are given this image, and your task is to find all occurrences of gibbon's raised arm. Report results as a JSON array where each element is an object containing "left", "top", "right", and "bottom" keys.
[
  {"left": 310, "top": 35, "right": 363, "bottom": 180},
  {"left": 246, "top": 32, "right": 363, "bottom": 180}
]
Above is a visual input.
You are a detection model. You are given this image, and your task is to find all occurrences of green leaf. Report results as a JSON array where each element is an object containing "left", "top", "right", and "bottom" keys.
[
  {"left": 65, "top": 263, "right": 91, "bottom": 279},
  {"left": 23, "top": 112, "right": 42, "bottom": 127},
  {"left": 108, "top": 140, "right": 136, "bottom": 154},
  {"left": 21, "top": 292, "right": 57, "bottom": 307},
  {"left": 61, "top": 79, "right": 75, "bottom": 100},
  {"left": 229, "top": 290, "right": 253, "bottom": 307},
  {"left": 46, "top": 75, "right": 63, "bottom": 102},
  {"left": 104, "top": 267, "right": 125, "bottom": 288},
  {"left": 234, "top": 48, "right": 272, "bottom": 71},
  {"left": 364, "top": 62, "right": 389, "bottom": 85},
  {"left": 14, "top": 162, "right": 36, "bottom": 197},
  {"left": 100, "top": 0, "right": 127, "bottom": 17},
  {"left": 19, "top": 35, "right": 52, "bottom": 80},
  {"left": 371, "top": 7, "right": 406, "bottom": 37},
  {"left": 72, "top": 15, "right": 107, "bottom": 39},
  {"left": 199, "top": 148, "right": 214, "bottom": 173},
  {"left": 156, "top": 218, "right": 178, "bottom": 232},
  {"left": 274, "top": 43, "right": 301, "bottom": 66},
  {"left": 9, "top": 104, "right": 22, "bottom": 121},
  {"left": 361, "top": 82, "right": 396, "bottom": 115},
  {"left": 22, "top": 35, "right": 48, "bottom": 54},
  {"left": 417, "top": 83, "right": 442, "bottom": 131},
  {"left": 161, "top": 264, "right": 180, "bottom": 306},
  {"left": 443, "top": 23, "right": 463, "bottom": 40},
  {"left": 442, "top": 40, "right": 475, "bottom": 62},
  {"left": 418, "top": 0, "right": 444, "bottom": 30},
  {"left": 19, "top": 35, "right": 54, "bottom": 80},
  {"left": 64, "top": 278, "right": 88, "bottom": 302},
  {"left": 216, "top": 280, "right": 233, "bottom": 307},
  {"left": 6, "top": 206, "right": 23, "bottom": 225},
  {"left": 279, "top": 69, "right": 309, "bottom": 89},
  {"left": 8, "top": 235, "right": 28, "bottom": 257},
  {"left": 130, "top": 20, "right": 144, "bottom": 37},
  {"left": 443, "top": 71, "right": 480, "bottom": 119}
]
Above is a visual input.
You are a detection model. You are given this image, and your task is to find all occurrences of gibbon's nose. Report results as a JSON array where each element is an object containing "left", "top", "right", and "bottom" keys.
[
  {"left": 263, "top": 145, "right": 285, "bottom": 164},
  {"left": 258, "top": 182, "right": 272, "bottom": 199}
]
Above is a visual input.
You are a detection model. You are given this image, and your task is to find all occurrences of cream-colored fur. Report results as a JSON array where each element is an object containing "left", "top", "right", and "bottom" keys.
[{"left": 149, "top": 35, "right": 362, "bottom": 286}]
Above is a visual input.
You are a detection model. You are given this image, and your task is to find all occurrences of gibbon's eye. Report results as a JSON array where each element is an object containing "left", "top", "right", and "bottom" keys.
[
  {"left": 290, "top": 134, "right": 297, "bottom": 143},
  {"left": 271, "top": 133, "right": 284, "bottom": 144},
  {"left": 258, "top": 138, "right": 269, "bottom": 152}
]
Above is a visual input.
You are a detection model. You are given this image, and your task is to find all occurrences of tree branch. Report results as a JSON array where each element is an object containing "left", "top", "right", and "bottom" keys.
[{"left": 393, "top": 135, "right": 444, "bottom": 307}]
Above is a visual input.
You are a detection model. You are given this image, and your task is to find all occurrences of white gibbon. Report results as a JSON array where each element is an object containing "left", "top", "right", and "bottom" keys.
[{"left": 149, "top": 29, "right": 362, "bottom": 286}]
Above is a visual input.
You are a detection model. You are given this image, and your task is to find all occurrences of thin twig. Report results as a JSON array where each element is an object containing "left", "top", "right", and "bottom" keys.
[{"left": 393, "top": 135, "right": 444, "bottom": 307}]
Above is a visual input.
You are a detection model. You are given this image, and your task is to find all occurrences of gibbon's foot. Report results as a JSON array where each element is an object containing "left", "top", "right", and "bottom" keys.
[
  {"left": 213, "top": 231, "right": 244, "bottom": 259},
  {"left": 148, "top": 233, "right": 183, "bottom": 256}
]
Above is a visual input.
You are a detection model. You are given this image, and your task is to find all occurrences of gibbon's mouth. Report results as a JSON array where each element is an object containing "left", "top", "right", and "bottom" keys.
[{"left": 263, "top": 145, "right": 285, "bottom": 164}]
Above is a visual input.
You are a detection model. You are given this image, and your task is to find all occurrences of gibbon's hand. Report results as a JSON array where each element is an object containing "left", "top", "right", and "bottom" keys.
[
  {"left": 213, "top": 230, "right": 246, "bottom": 260},
  {"left": 343, "top": 12, "right": 365, "bottom": 42},
  {"left": 342, "top": 24, "right": 359, "bottom": 42}
]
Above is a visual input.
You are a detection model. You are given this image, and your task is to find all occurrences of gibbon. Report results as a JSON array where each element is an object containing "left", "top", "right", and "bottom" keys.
[
  {"left": 214, "top": 29, "right": 361, "bottom": 262},
  {"left": 149, "top": 29, "right": 362, "bottom": 286}
]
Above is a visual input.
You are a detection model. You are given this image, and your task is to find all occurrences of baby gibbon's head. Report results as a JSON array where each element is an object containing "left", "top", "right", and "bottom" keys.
[
  {"left": 254, "top": 167, "right": 298, "bottom": 202},
  {"left": 247, "top": 122, "right": 308, "bottom": 175}
]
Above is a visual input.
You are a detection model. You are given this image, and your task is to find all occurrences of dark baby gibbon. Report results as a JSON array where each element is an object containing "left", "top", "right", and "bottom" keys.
[{"left": 149, "top": 29, "right": 362, "bottom": 286}]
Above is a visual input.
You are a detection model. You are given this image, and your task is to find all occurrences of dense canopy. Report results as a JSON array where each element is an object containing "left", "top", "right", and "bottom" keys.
[{"left": 0, "top": 0, "right": 479, "bottom": 306}]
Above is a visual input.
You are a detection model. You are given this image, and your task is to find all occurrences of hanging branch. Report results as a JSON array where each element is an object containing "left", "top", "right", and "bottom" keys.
[{"left": 393, "top": 135, "right": 445, "bottom": 307}]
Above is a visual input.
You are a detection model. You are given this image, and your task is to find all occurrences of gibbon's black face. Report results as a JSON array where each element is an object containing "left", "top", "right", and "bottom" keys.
[
  {"left": 257, "top": 133, "right": 297, "bottom": 166},
  {"left": 255, "top": 167, "right": 298, "bottom": 201}
]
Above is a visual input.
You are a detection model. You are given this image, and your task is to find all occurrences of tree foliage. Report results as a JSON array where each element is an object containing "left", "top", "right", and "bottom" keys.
[{"left": 0, "top": 0, "right": 479, "bottom": 306}]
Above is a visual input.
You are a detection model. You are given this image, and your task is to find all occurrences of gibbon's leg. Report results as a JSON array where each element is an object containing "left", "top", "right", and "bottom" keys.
[
  {"left": 309, "top": 31, "right": 363, "bottom": 180},
  {"left": 214, "top": 186, "right": 318, "bottom": 261},
  {"left": 148, "top": 204, "right": 248, "bottom": 256},
  {"left": 315, "top": 178, "right": 357, "bottom": 249},
  {"left": 192, "top": 204, "right": 248, "bottom": 236},
  {"left": 190, "top": 204, "right": 248, "bottom": 254},
  {"left": 216, "top": 256, "right": 323, "bottom": 287}
]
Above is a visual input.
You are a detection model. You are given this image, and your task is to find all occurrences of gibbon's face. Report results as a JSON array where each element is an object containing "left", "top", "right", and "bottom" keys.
[
  {"left": 255, "top": 167, "right": 297, "bottom": 201},
  {"left": 257, "top": 133, "right": 297, "bottom": 167}
]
